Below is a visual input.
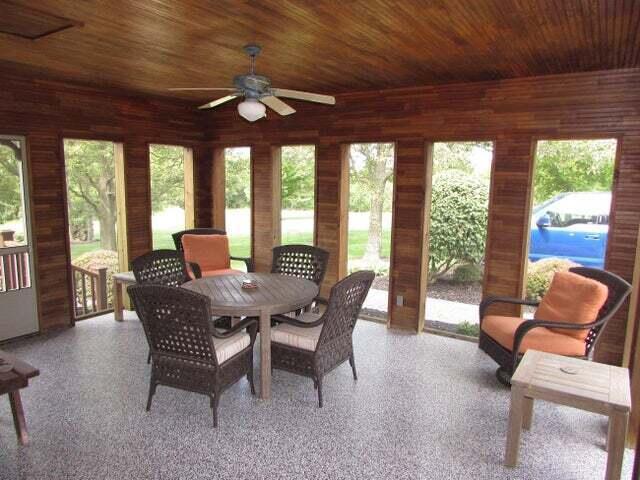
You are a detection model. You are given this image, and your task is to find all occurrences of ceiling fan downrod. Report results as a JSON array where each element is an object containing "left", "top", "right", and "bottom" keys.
[{"left": 244, "top": 44, "right": 261, "bottom": 75}]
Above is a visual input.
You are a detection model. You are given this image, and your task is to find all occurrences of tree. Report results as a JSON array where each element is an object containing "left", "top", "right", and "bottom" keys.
[
  {"left": 533, "top": 140, "right": 615, "bottom": 204},
  {"left": 349, "top": 143, "right": 394, "bottom": 266},
  {"left": 0, "top": 140, "right": 22, "bottom": 225},
  {"left": 428, "top": 170, "right": 489, "bottom": 282},
  {"left": 149, "top": 145, "right": 186, "bottom": 212},
  {"left": 281, "top": 146, "right": 314, "bottom": 210},
  {"left": 432, "top": 142, "right": 491, "bottom": 176},
  {"left": 64, "top": 140, "right": 118, "bottom": 250},
  {"left": 224, "top": 148, "right": 251, "bottom": 209}
]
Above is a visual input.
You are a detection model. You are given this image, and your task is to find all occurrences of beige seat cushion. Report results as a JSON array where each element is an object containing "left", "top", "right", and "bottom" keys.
[
  {"left": 271, "top": 314, "right": 323, "bottom": 351},
  {"left": 212, "top": 331, "right": 250, "bottom": 364}
]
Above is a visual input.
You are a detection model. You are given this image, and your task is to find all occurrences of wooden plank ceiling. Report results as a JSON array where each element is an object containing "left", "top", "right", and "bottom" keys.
[{"left": 0, "top": 0, "right": 638, "bottom": 101}]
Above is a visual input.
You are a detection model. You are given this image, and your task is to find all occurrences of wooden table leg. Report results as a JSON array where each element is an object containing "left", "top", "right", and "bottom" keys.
[
  {"left": 605, "top": 410, "right": 628, "bottom": 480},
  {"left": 259, "top": 310, "right": 271, "bottom": 400},
  {"left": 505, "top": 385, "right": 525, "bottom": 467},
  {"left": 522, "top": 396, "right": 534, "bottom": 431},
  {"left": 113, "top": 280, "right": 123, "bottom": 322},
  {"left": 9, "top": 390, "right": 29, "bottom": 445}
]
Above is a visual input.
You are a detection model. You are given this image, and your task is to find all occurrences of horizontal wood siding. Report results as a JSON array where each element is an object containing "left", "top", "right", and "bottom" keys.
[
  {"left": 0, "top": 73, "right": 203, "bottom": 331},
  {"left": 205, "top": 68, "right": 640, "bottom": 366}
]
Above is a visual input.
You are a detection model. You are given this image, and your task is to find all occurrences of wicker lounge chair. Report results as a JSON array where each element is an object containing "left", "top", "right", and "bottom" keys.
[{"left": 479, "top": 267, "right": 631, "bottom": 385}]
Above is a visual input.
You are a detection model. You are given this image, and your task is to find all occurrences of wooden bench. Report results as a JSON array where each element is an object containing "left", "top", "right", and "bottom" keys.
[{"left": 0, "top": 349, "right": 39, "bottom": 445}]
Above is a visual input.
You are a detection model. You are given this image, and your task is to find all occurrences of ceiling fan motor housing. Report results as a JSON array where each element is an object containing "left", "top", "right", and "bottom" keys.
[{"left": 233, "top": 74, "right": 271, "bottom": 98}]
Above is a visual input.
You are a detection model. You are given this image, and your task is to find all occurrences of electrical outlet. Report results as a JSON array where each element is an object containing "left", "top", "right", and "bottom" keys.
[{"left": 396, "top": 295, "right": 404, "bottom": 307}]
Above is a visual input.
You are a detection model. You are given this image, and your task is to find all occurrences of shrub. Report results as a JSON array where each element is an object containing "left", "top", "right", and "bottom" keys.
[
  {"left": 452, "top": 263, "right": 483, "bottom": 284},
  {"left": 72, "top": 250, "right": 119, "bottom": 307},
  {"left": 526, "top": 258, "right": 578, "bottom": 301},
  {"left": 428, "top": 171, "right": 489, "bottom": 283},
  {"left": 456, "top": 321, "right": 480, "bottom": 337}
]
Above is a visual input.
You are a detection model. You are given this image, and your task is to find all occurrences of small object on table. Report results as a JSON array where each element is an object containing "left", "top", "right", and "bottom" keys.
[
  {"left": 0, "top": 349, "right": 39, "bottom": 446},
  {"left": 241, "top": 279, "right": 258, "bottom": 289},
  {"left": 112, "top": 271, "right": 136, "bottom": 321},
  {"left": 504, "top": 350, "right": 630, "bottom": 480}
]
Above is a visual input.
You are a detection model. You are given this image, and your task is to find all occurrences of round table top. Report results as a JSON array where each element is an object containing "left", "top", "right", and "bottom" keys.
[{"left": 182, "top": 272, "right": 319, "bottom": 316}]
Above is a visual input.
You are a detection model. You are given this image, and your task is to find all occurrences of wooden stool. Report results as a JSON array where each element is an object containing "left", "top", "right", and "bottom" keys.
[
  {"left": 112, "top": 271, "right": 135, "bottom": 321},
  {"left": 505, "top": 350, "right": 630, "bottom": 480}
]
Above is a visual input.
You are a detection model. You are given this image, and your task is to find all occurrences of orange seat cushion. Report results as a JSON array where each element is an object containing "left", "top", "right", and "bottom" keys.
[
  {"left": 534, "top": 271, "right": 609, "bottom": 340},
  {"left": 481, "top": 315, "right": 585, "bottom": 356},
  {"left": 182, "top": 234, "right": 231, "bottom": 275}
]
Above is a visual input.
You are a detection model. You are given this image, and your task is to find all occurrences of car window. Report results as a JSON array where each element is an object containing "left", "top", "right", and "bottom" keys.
[
  {"left": 540, "top": 192, "right": 611, "bottom": 227},
  {"left": 545, "top": 210, "right": 608, "bottom": 227}
]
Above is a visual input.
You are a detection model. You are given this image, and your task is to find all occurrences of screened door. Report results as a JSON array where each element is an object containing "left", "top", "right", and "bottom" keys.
[{"left": 0, "top": 136, "right": 38, "bottom": 340}]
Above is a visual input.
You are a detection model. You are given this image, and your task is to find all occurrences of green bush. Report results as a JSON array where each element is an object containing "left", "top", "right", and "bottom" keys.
[
  {"left": 452, "top": 263, "right": 483, "bottom": 284},
  {"left": 526, "top": 258, "right": 578, "bottom": 301},
  {"left": 72, "top": 250, "right": 119, "bottom": 307},
  {"left": 456, "top": 321, "right": 480, "bottom": 337},
  {"left": 428, "top": 171, "right": 489, "bottom": 282}
]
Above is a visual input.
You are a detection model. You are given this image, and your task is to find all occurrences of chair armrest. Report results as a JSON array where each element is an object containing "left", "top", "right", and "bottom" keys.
[
  {"left": 211, "top": 316, "right": 258, "bottom": 341},
  {"left": 275, "top": 314, "right": 325, "bottom": 329},
  {"left": 479, "top": 296, "right": 539, "bottom": 321},
  {"left": 188, "top": 262, "right": 202, "bottom": 279},
  {"left": 230, "top": 256, "right": 255, "bottom": 272},
  {"left": 509, "top": 318, "right": 592, "bottom": 373}
]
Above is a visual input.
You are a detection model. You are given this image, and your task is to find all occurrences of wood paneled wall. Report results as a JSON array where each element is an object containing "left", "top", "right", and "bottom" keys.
[
  {"left": 0, "top": 73, "right": 204, "bottom": 331},
  {"left": 204, "top": 68, "right": 640, "bottom": 367}
]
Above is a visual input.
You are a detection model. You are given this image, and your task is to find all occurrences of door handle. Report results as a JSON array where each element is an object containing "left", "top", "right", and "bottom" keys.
[{"left": 584, "top": 234, "right": 600, "bottom": 240}]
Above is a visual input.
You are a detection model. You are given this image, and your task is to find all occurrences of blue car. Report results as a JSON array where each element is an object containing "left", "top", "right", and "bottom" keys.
[{"left": 529, "top": 191, "right": 611, "bottom": 268}]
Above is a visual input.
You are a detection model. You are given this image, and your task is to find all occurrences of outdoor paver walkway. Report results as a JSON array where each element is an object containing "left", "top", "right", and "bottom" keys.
[{"left": 363, "top": 288, "right": 479, "bottom": 325}]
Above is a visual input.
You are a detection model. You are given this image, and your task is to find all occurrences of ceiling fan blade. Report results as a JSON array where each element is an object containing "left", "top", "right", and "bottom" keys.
[
  {"left": 271, "top": 88, "right": 336, "bottom": 105},
  {"left": 198, "top": 94, "right": 240, "bottom": 110},
  {"left": 260, "top": 96, "right": 296, "bottom": 116},
  {"left": 169, "top": 87, "right": 236, "bottom": 91}
]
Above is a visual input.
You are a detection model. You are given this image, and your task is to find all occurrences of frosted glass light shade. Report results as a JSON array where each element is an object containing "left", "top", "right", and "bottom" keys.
[{"left": 237, "top": 98, "right": 266, "bottom": 122}]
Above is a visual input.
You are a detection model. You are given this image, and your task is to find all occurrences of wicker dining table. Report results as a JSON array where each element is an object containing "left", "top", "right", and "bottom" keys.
[{"left": 182, "top": 272, "right": 319, "bottom": 400}]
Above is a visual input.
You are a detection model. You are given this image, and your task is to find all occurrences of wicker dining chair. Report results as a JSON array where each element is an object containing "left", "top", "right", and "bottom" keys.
[
  {"left": 131, "top": 250, "right": 191, "bottom": 364},
  {"left": 128, "top": 284, "right": 257, "bottom": 427},
  {"left": 270, "top": 270, "right": 374, "bottom": 407},
  {"left": 479, "top": 267, "right": 631, "bottom": 385},
  {"left": 271, "top": 244, "right": 330, "bottom": 321},
  {"left": 172, "top": 228, "right": 254, "bottom": 273},
  {"left": 131, "top": 249, "right": 190, "bottom": 287}
]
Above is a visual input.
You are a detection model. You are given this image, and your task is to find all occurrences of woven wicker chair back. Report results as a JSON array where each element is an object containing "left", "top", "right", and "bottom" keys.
[
  {"left": 569, "top": 267, "right": 631, "bottom": 354},
  {"left": 131, "top": 250, "right": 190, "bottom": 287},
  {"left": 271, "top": 244, "right": 330, "bottom": 286},
  {"left": 172, "top": 228, "right": 226, "bottom": 252},
  {"left": 317, "top": 270, "right": 374, "bottom": 348},
  {"left": 128, "top": 284, "right": 218, "bottom": 366}
]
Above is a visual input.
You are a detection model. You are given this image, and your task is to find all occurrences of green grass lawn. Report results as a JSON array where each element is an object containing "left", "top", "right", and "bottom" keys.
[{"left": 71, "top": 228, "right": 392, "bottom": 263}]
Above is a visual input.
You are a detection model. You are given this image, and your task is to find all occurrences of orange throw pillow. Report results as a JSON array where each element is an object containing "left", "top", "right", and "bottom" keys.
[
  {"left": 182, "top": 234, "right": 231, "bottom": 273},
  {"left": 534, "top": 271, "right": 609, "bottom": 340}
]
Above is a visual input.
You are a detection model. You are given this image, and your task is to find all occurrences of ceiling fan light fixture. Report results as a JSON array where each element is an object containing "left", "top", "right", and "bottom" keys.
[{"left": 237, "top": 98, "right": 266, "bottom": 122}]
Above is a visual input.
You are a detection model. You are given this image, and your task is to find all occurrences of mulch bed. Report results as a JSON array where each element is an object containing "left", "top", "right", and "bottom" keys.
[{"left": 372, "top": 276, "right": 482, "bottom": 305}]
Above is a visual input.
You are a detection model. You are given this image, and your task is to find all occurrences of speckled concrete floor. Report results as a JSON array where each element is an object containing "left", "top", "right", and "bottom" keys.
[{"left": 0, "top": 313, "right": 633, "bottom": 480}]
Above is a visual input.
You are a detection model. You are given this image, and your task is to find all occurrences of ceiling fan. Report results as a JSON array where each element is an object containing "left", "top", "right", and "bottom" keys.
[{"left": 169, "top": 44, "right": 336, "bottom": 122}]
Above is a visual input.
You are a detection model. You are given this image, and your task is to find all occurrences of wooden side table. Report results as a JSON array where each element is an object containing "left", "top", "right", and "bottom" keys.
[
  {"left": 505, "top": 350, "right": 631, "bottom": 480},
  {"left": 0, "top": 349, "right": 39, "bottom": 445},
  {"left": 112, "top": 271, "right": 136, "bottom": 321}
]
